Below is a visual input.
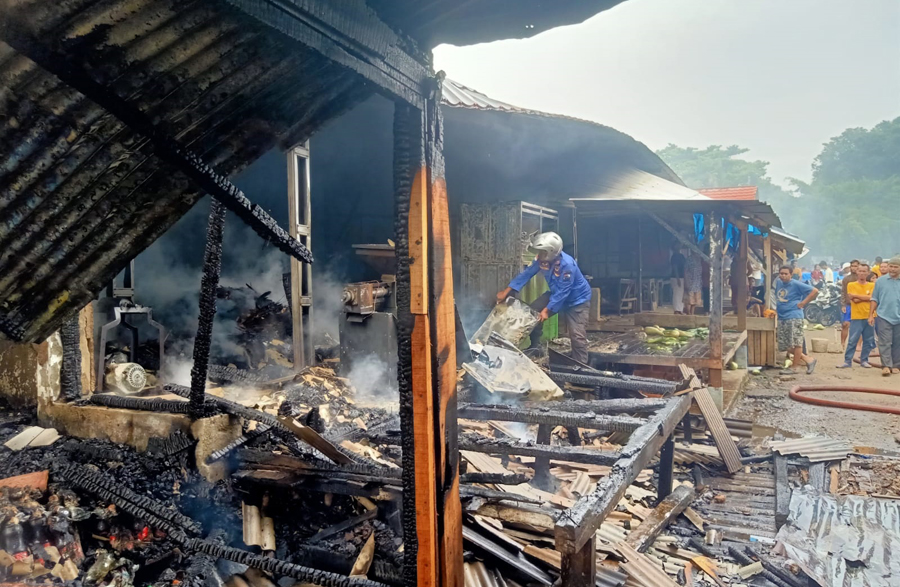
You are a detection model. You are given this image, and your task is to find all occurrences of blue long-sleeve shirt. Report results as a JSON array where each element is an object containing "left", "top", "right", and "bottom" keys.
[{"left": 508, "top": 251, "right": 592, "bottom": 314}]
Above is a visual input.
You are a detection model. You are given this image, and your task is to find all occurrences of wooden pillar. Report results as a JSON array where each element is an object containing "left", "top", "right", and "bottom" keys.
[
  {"left": 764, "top": 234, "right": 773, "bottom": 310},
  {"left": 708, "top": 213, "right": 724, "bottom": 390},
  {"left": 393, "top": 94, "right": 462, "bottom": 587},
  {"left": 637, "top": 216, "right": 643, "bottom": 312},
  {"left": 736, "top": 220, "right": 749, "bottom": 333},
  {"left": 562, "top": 537, "right": 596, "bottom": 587},
  {"left": 533, "top": 424, "right": 553, "bottom": 490},
  {"left": 657, "top": 436, "right": 675, "bottom": 502}
]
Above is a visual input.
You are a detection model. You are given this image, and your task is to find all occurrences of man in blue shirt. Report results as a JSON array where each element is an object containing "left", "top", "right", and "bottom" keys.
[
  {"left": 497, "top": 232, "right": 592, "bottom": 363},
  {"left": 869, "top": 256, "right": 900, "bottom": 376},
  {"left": 775, "top": 266, "right": 819, "bottom": 375}
]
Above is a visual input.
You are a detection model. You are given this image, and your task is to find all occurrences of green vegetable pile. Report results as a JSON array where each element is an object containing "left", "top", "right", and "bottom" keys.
[{"left": 642, "top": 325, "right": 709, "bottom": 352}]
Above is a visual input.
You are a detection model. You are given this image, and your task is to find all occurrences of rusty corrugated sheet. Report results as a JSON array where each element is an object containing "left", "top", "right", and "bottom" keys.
[
  {"left": 770, "top": 437, "right": 852, "bottom": 463},
  {"left": 775, "top": 486, "right": 900, "bottom": 586},
  {"left": 697, "top": 186, "right": 759, "bottom": 201},
  {"left": 0, "top": 0, "right": 372, "bottom": 342}
]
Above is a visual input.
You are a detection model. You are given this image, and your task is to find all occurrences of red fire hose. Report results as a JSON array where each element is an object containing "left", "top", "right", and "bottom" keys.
[{"left": 789, "top": 385, "right": 900, "bottom": 415}]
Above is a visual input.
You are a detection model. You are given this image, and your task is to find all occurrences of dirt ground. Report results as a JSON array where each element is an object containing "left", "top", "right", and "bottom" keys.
[{"left": 728, "top": 327, "right": 900, "bottom": 451}]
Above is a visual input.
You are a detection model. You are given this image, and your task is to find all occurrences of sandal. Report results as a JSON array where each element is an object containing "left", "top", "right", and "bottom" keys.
[{"left": 883, "top": 368, "right": 892, "bottom": 377}]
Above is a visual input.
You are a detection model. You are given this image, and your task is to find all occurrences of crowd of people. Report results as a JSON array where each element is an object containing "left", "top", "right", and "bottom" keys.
[{"left": 776, "top": 256, "right": 900, "bottom": 377}]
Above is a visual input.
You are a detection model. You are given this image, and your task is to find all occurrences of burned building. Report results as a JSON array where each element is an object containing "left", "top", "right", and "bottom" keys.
[{"left": 0, "top": 2, "right": 827, "bottom": 587}]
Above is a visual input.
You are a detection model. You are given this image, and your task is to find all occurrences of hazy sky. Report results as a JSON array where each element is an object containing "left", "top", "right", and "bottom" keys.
[{"left": 433, "top": 0, "right": 900, "bottom": 185}]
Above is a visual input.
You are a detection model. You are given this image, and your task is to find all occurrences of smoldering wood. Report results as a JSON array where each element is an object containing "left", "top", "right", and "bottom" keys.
[
  {"left": 308, "top": 509, "right": 379, "bottom": 544},
  {"left": 532, "top": 423, "right": 553, "bottom": 491},
  {"left": 457, "top": 438, "right": 619, "bottom": 466},
  {"left": 458, "top": 404, "right": 646, "bottom": 432},
  {"left": 657, "top": 437, "right": 675, "bottom": 501},
  {"left": 554, "top": 395, "right": 690, "bottom": 555},
  {"left": 625, "top": 485, "right": 694, "bottom": 553}
]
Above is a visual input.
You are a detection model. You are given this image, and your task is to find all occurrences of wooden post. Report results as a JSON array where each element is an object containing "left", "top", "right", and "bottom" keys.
[
  {"left": 736, "top": 220, "right": 749, "bottom": 333},
  {"left": 533, "top": 424, "right": 553, "bottom": 490},
  {"left": 638, "top": 216, "right": 643, "bottom": 313},
  {"left": 657, "top": 436, "right": 675, "bottom": 502},
  {"left": 393, "top": 94, "right": 462, "bottom": 587},
  {"left": 764, "top": 233, "right": 773, "bottom": 310},
  {"left": 562, "top": 538, "right": 596, "bottom": 587},
  {"left": 708, "top": 213, "right": 724, "bottom": 390}
]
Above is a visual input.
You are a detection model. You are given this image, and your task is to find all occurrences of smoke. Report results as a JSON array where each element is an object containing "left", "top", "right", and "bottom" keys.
[
  {"left": 345, "top": 354, "right": 398, "bottom": 409},
  {"left": 310, "top": 269, "right": 350, "bottom": 343}
]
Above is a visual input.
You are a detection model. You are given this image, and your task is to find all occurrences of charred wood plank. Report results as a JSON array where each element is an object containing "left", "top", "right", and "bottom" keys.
[
  {"left": 459, "top": 472, "right": 530, "bottom": 486},
  {"left": 0, "top": 23, "right": 314, "bottom": 267},
  {"left": 555, "top": 395, "right": 690, "bottom": 554},
  {"left": 309, "top": 509, "right": 379, "bottom": 544},
  {"left": 693, "top": 389, "right": 742, "bottom": 474},
  {"left": 458, "top": 404, "right": 645, "bottom": 432},
  {"left": 774, "top": 453, "right": 790, "bottom": 530},
  {"left": 625, "top": 484, "right": 694, "bottom": 553},
  {"left": 457, "top": 438, "right": 619, "bottom": 466},
  {"left": 511, "top": 398, "right": 669, "bottom": 415},
  {"left": 458, "top": 486, "right": 542, "bottom": 505},
  {"left": 462, "top": 526, "right": 552, "bottom": 586},
  {"left": 86, "top": 393, "right": 205, "bottom": 415},
  {"left": 547, "top": 371, "right": 677, "bottom": 395},
  {"left": 657, "top": 436, "right": 675, "bottom": 501},
  {"left": 207, "top": 425, "right": 274, "bottom": 463},
  {"left": 533, "top": 424, "right": 553, "bottom": 491}
]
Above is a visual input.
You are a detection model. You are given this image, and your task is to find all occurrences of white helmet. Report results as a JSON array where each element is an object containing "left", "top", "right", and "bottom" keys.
[{"left": 530, "top": 232, "right": 563, "bottom": 261}]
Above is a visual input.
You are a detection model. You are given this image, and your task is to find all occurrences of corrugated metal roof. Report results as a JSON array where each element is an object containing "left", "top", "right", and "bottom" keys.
[
  {"left": 370, "top": 0, "right": 627, "bottom": 48},
  {"left": 697, "top": 186, "right": 758, "bottom": 201},
  {"left": 775, "top": 487, "right": 900, "bottom": 586},
  {"left": 0, "top": 0, "right": 376, "bottom": 342},
  {"left": 770, "top": 437, "right": 852, "bottom": 463},
  {"left": 616, "top": 542, "right": 680, "bottom": 587}
]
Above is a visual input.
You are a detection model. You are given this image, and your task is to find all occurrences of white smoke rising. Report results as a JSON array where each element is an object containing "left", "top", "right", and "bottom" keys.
[{"left": 346, "top": 354, "right": 398, "bottom": 409}]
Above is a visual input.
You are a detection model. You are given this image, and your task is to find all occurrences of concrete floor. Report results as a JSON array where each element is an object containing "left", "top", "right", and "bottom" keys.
[{"left": 728, "top": 327, "right": 900, "bottom": 451}]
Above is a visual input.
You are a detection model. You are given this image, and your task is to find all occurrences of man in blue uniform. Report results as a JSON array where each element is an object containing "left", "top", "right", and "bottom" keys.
[{"left": 496, "top": 232, "right": 592, "bottom": 363}]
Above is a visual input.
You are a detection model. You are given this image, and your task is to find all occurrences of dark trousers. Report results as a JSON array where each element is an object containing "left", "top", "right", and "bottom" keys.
[
  {"left": 844, "top": 319, "right": 875, "bottom": 364},
  {"left": 876, "top": 317, "right": 900, "bottom": 368},
  {"left": 528, "top": 291, "right": 591, "bottom": 364}
]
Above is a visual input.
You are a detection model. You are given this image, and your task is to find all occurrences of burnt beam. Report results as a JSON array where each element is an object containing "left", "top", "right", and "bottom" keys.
[
  {"left": 458, "top": 438, "right": 619, "bottom": 466},
  {"left": 547, "top": 371, "right": 677, "bottom": 395},
  {"left": 555, "top": 395, "right": 691, "bottom": 555},
  {"left": 59, "top": 314, "right": 82, "bottom": 401},
  {"left": 624, "top": 484, "right": 694, "bottom": 553},
  {"left": 0, "top": 22, "right": 313, "bottom": 265},
  {"left": 513, "top": 398, "right": 671, "bottom": 415},
  {"left": 191, "top": 197, "right": 226, "bottom": 417},
  {"left": 226, "top": 0, "right": 430, "bottom": 108},
  {"left": 458, "top": 404, "right": 646, "bottom": 432}
]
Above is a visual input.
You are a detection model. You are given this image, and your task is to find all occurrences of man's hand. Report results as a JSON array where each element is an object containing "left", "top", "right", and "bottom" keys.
[
  {"left": 797, "top": 301, "right": 807, "bottom": 310},
  {"left": 841, "top": 305, "right": 847, "bottom": 314},
  {"left": 496, "top": 287, "right": 512, "bottom": 303},
  {"left": 869, "top": 316, "right": 876, "bottom": 327},
  {"left": 538, "top": 308, "right": 550, "bottom": 322}
]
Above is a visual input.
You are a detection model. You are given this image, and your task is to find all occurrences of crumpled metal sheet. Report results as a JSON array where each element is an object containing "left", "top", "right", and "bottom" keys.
[
  {"left": 463, "top": 341, "right": 562, "bottom": 401},
  {"left": 770, "top": 437, "right": 852, "bottom": 463},
  {"left": 774, "top": 486, "right": 900, "bottom": 586},
  {"left": 470, "top": 297, "right": 539, "bottom": 347}
]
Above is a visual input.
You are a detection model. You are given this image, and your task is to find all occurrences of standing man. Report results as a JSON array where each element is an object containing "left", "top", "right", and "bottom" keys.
[
  {"left": 841, "top": 259, "right": 860, "bottom": 346},
  {"left": 670, "top": 244, "right": 686, "bottom": 315},
  {"left": 838, "top": 263, "right": 876, "bottom": 368},
  {"left": 497, "top": 232, "right": 592, "bottom": 363},
  {"left": 776, "top": 266, "right": 819, "bottom": 375},
  {"left": 869, "top": 256, "right": 900, "bottom": 376},
  {"left": 683, "top": 248, "right": 703, "bottom": 316},
  {"left": 822, "top": 261, "right": 835, "bottom": 285}
]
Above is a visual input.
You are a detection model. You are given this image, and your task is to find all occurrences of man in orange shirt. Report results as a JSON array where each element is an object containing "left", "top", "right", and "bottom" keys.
[{"left": 838, "top": 263, "right": 876, "bottom": 368}]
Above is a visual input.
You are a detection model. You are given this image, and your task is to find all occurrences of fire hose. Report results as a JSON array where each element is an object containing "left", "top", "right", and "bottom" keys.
[{"left": 789, "top": 385, "right": 900, "bottom": 415}]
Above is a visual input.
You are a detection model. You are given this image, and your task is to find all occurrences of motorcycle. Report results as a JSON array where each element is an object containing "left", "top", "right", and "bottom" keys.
[{"left": 804, "top": 282, "right": 842, "bottom": 326}]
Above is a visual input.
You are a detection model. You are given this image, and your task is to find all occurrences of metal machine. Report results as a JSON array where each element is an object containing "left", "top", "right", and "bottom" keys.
[
  {"left": 95, "top": 260, "right": 166, "bottom": 393},
  {"left": 338, "top": 245, "right": 398, "bottom": 388}
]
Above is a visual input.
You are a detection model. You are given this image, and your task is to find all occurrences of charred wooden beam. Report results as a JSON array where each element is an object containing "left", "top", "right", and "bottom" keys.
[
  {"left": 458, "top": 437, "right": 619, "bottom": 466},
  {"left": 59, "top": 314, "right": 82, "bottom": 401},
  {"left": 774, "top": 452, "right": 790, "bottom": 529},
  {"left": 458, "top": 404, "right": 645, "bottom": 432},
  {"left": 555, "top": 396, "right": 691, "bottom": 555},
  {"left": 548, "top": 371, "right": 677, "bottom": 395},
  {"left": 309, "top": 509, "right": 379, "bottom": 544},
  {"left": 226, "top": 0, "right": 429, "bottom": 108},
  {"left": 86, "top": 393, "right": 206, "bottom": 415},
  {"left": 0, "top": 22, "right": 314, "bottom": 268},
  {"left": 708, "top": 211, "right": 724, "bottom": 390},
  {"left": 207, "top": 425, "right": 273, "bottom": 463},
  {"left": 657, "top": 437, "right": 675, "bottom": 501},
  {"left": 459, "top": 472, "right": 531, "bottom": 486},
  {"left": 513, "top": 398, "right": 670, "bottom": 415},
  {"left": 191, "top": 197, "right": 227, "bottom": 417},
  {"left": 237, "top": 449, "right": 400, "bottom": 481},
  {"left": 624, "top": 484, "right": 694, "bottom": 553},
  {"left": 458, "top": 486, "right": 542, "bottom": 505}
]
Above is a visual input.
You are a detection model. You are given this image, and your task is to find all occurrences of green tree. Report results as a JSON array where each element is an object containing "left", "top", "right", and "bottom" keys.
[{"left": 812, "top": 117, "right": 900, "bottom": 184}]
